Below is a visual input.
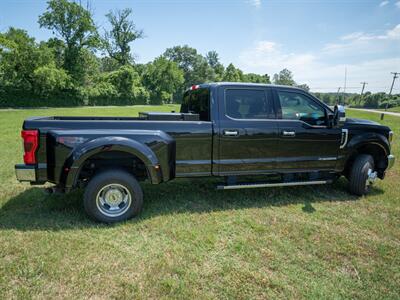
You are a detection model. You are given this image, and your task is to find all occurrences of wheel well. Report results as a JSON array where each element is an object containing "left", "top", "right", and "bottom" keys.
[
  {"left": 77, "top": 151, "right": 148, "bottom": 186},
  {"left": 344, "top": 143, "right": 387, "bottom": 178}
]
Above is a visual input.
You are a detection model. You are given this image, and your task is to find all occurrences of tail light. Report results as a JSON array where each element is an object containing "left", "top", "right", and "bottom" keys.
[{"left": 21, "top": 130, "right": 39, "bottom": 164}]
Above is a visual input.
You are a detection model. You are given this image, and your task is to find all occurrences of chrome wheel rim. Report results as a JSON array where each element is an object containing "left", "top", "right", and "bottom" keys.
[
  {"left": 366, "top": 168, "right": 377, "bottom": 187},
  {"left": 96, "top": 183, "right": 132, "bottom": 217}
]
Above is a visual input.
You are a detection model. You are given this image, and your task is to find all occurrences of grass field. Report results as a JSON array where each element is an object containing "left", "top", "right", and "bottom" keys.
[
  {"left": 0, "top": 106, "right": 399, "bottom": 299},
  {"left": 375, "top": 106, "right": 400, "bottom": 113},
  {"left": 388, "top": 106, "right": 400, "bottom": 113}
]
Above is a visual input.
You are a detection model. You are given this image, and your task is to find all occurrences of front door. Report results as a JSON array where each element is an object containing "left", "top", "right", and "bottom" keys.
[
  {"left": 274, "top": 88, "right": 341, "bottom": 171},
  {"left": 216, "top": 86, "right": 279, "bottom": 175}
]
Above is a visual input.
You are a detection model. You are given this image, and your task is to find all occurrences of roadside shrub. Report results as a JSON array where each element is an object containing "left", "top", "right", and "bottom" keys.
[
  {"left": 0, "top": 85, "right": 84, "bottom": 107},
  {"left": 87, "top": 65, "right": 150, "bottom": 106},
  {"left": 87, "top": 82, "right": 119, "bottom": 106},
  {"left": 379, "top": 97, "right": 400, "bottom": 109},
  {"left": 33, "top": 65, "right": 71, "bottom": 98}
]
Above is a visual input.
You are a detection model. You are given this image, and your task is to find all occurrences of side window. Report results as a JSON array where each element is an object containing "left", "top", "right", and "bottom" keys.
[
  {"left": 225, "top": 89, "right": 274, "bottom": 119},
  {"left": 277, "top": 91, "right": 326, "bottom": 126}
]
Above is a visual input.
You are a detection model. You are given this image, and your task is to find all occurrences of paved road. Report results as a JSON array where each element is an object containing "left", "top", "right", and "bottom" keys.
[{"left": 348, "top": 108, "right": 400, "bottom": 117}]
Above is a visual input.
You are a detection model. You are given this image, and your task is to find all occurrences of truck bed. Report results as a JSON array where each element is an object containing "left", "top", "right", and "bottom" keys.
[{"left": 23, "top": 113, "right": 213, "bottom": 182}]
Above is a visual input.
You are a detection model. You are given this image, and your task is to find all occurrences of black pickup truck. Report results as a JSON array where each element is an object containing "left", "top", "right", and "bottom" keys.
[{"left": 15, "top": 83, "right": 395, "bottom": 222}]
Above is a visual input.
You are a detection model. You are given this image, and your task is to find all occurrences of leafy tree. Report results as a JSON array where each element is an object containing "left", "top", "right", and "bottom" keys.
[
  {"left": 87, "top": 81, "right": 118, "bottom": 106},
  {"left": 297, "top": 83, "right": 310, "bottom": 92},
  {"left": 33, "top": 64, "right": 71, "bottom": 98},
  {"left": 222, "top": 63, "right": 242, "bottom": 82},
  {"left": 38, "top": 0, "right": 99, "bottom": 81},
  {"left": 364, "top": 92, "right": 385, "bottom": 108},
  {"left": 273, "top": 68, "right": 296, "bottom": 86},
  {"left": 321, "top": 93, "right": 335, "bottom": 105},
  {"left": 44, "top": 38, "right": 66, "bottom": 68},
  {"left": 206, "top": 50, "right": 224, "bottom": 80},
  {"left": 102, "top": 8, "right": 143, "bottom": 66},
  {"left": 88, "top": 65, "right": 149, "bottom": 105},
  {"left": 142, "top": 56, "right": 184, "bottom": 104},
  {"left": 107, "top": 65, "right": 146, "bottom": 102},
  {"left": 0, "top": 27, "right": 54, "bottom": 91},
  {"left": 99, "top": 56, "right": 121, "bottom": 72},
  {"left": 242, "top": 73, "right": 270, "bottom": 83},
  {"left": 164, "top": 45, "right": 214, "bottom": 87}
]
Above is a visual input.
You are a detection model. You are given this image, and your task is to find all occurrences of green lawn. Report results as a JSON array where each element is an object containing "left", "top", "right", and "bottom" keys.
[
  {"left": 0, "top": 106, "right": 399, "bottom": 299},
  {"left": 388, "top": 106, "right": 400, "bottom": 113},
  {"left": 375, "top": 106, "right": 400, "bottom": 113}
]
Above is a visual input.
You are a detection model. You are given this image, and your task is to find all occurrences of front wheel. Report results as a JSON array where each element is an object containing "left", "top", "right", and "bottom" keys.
[
  {"left": 348, "top": 154, "right": 375, "bottom": 196},
  {"left": 84, "top": 170, "right": 143, "bottom": 223}
]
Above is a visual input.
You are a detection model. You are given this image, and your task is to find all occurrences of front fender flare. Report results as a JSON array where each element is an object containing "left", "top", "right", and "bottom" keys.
[
  {"left": 339, "top": 132, "right": 391, "bottom": 174},
  {"left": 346, "top": 132, "right": 390, "bottom": 156},
  {"left": 64, "top": 136, "right": 162, "bottom": 188}
]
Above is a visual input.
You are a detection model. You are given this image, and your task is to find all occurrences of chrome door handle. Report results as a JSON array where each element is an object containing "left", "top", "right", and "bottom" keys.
[
  {"left": 282, "top": 130, "right": 296, "bottom": 137},
  {"left": 223, "top": 130, "right": 239, "bottom": 136}
]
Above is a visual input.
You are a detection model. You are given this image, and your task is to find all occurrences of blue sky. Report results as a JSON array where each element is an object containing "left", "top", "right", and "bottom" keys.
[{"left": 0, "top": 0, "right": 399, "bottom": 93}]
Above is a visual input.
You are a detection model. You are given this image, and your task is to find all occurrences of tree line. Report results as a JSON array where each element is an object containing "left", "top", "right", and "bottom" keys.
[
  {"left": 0, "top": 0, "right": 398, "bottom": 108},
  {"left": 313, "top": 92, "right": 400, "bottom": 109}
]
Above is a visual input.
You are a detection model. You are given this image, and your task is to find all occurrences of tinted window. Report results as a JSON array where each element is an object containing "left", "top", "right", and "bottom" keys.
[
  {"left": 225, "top": 89, "right": 274, "bottom": 119},
  {"left": 278, "top": 91, "right": 326, "bottom": 126},
  {"left": 181, "top": 88, "right": 210, "bottom": 121}
]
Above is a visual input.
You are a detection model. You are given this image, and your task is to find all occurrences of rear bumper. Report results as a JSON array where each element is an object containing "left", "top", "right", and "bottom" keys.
[
  {"left": 387, "top": 154, "right": 395, "bottom": 170},
  {"left": 15, "top": 164, "right": 46, "bottom": 183}
]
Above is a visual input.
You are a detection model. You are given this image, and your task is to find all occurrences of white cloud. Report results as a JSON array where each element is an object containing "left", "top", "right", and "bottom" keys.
[
  {"left": 239, "top": 41, "right": 316, "bottom": 74},
  {"left": 341, "top": 32, "right": 365, "bottom": 40},
  {"left": 247, "top": 0, "right": 261, "bottom": 8},
  {"left": 379, "top": 1, "right": 389, "bottom": 7},
  {"left": 322, "top": 24, "right": 400, "bottom": 54},
  {"left": 396, "top": 1, "right": 400, "bottom": 8},
  {"left": 387, "top": 24, "right": 400, "bottom": 38},
  {"left": 237, "top": 26, "right": 400, "bottom": 93}
]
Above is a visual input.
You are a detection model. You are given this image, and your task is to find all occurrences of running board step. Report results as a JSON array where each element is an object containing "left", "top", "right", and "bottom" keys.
[{"left": 217, "top": 180, "right": 331, "bottom": 190}]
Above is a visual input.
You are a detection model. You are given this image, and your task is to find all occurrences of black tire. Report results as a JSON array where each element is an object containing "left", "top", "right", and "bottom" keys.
[
  {"left": 83, "top": 169, "right": 143, "bottom": 223},
  {"left": 348, "top": 154, "right": 374, "bottom": 196}
]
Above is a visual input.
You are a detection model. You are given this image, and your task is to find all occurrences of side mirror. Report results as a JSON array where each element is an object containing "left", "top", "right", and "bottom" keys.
[
  {"left": 333, "top": 105, "right": 346, "bottom": 128},
  {"left": 327, "top": 113, "right": 335, "bottom": 128}
]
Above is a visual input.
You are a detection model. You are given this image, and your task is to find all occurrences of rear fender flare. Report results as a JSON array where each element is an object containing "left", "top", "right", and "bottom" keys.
[{"left": 64, "top": 137, "right": 162, "bottom": 188}]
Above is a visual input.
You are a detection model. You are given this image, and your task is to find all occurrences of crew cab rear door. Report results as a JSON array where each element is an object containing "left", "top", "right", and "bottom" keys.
[
  {"left": 273, "top": 87, "right": 341, "bottom": 171},
  {"left": 215, "top": 85, "right": 279, "bottom": 175}
]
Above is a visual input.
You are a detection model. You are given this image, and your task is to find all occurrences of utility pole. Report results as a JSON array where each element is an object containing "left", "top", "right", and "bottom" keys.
[
  {"left": 360, "top": 82, "right": 367, "bottom": 96},
  {"left": 360, "top": 82, "right": 367, "bottom": 106},
  {"left": 343, "top": 67, "right": 347, "bottom": 106},
  {"left": 336, "top": 87, "right": 341, "bottom": 105},
  {"left": 389, "top": 72, "right": 399, "bottom": 95},
  {"left": 386, "top": 72, "right": 399, "bottom": 111}
]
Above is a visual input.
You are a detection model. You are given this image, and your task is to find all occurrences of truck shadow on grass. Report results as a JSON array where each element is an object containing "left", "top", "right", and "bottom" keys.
[{"left": 0, "top": 177, "right": 384, "bottom": 231}]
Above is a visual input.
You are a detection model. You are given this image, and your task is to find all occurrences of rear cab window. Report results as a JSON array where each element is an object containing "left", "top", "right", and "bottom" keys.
[{"left": 180, "top": 88, "right": 210, "bottom": 121}]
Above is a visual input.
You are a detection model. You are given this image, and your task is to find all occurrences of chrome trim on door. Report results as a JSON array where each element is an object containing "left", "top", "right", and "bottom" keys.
[
  {"left": 223, "top": 130, "right": 239, "bottom": 136},
  {"left": 340, "top": 129, "right": 348, "bottom": 149},
  {"left": 282, "top": 130, "right": 296, "bottom": 137}
]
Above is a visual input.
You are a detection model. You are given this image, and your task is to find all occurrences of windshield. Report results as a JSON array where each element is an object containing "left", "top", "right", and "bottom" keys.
[{"left": 180, "top": 88, "right": 210, "bottom": 121}]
